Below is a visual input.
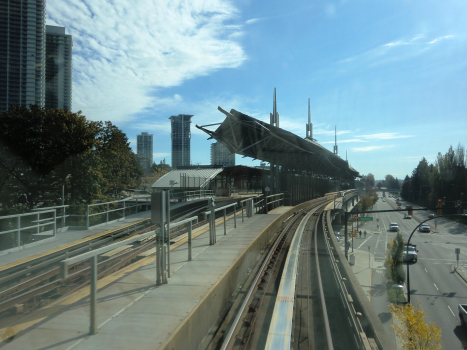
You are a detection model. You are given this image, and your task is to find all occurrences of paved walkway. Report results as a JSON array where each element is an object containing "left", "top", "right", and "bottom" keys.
[
  {"left": 0, "top": 206, "right": 291, "bottom": 349},
  {"left": 0, "top": 211, "right": 151, "bottom": 268}
]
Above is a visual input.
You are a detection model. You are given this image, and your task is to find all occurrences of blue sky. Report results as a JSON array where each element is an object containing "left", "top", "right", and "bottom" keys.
[{"left": 46, "top": 0, "right": 467, "bottom": 180}]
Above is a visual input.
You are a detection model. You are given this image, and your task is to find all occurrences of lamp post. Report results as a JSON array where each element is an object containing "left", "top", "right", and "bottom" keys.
[{"left": 406, "top": 218, "right": 435, "bottom": 304}]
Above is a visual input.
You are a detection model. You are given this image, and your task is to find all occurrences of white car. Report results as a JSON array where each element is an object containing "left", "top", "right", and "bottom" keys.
[
  {"left": 419, "top": 223, "right": 430, "bottom": 232},
  {"left": 390, "top": 222, "right": 399, "bottom": 231}
]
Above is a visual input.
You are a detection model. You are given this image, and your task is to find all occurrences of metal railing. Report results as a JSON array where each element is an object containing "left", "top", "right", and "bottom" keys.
[
  {"left": 0, "top": 210, "right": 57, "bottom": 251},
  {"left": 170, "top": 190, "right": 214, "bottom": 202},
  {"left": 60, "top": 228, "right": 157, "bottom": 335}
]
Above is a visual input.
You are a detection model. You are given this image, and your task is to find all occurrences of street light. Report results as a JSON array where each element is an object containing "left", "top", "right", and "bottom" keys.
[
  {"left": 392, "top": 284, "right": 403, "bottom": 304},
  {"left": 406, "top": 217, "right": 436, "bottom": 304}
]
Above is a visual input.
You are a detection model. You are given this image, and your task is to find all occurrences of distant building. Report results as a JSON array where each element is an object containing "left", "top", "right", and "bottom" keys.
[
  {"left": 170, "top": 114, "right": 192, "bottom": 168},
  {"left": 137, "top": 132, "right": 153, "bottom": 173},
  {"left": 0, "top": 0, "right": 47, "bottom": 112},
  {"left": 45, "top": 25, "right": 72, "bottom": 110},
  {"left": 211, "top": 142, "right": 235, "bottom": 167}
]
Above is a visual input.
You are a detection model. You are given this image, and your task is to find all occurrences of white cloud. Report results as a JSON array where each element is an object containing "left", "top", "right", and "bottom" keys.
[
  {"left": 46, "top": 0, "right": 246, "bottom": 124},
  {"left": 357, "top": 133, "right": 413, "bottom": 140},
  {"left": 352, "top": 145, "right": 388, "bottom": 152},
  {"left": 246, "top": 18, "right": 262, "bottom": 25},
  {"left": 428, "top": 35, "right": 454, "bottom": 44}
]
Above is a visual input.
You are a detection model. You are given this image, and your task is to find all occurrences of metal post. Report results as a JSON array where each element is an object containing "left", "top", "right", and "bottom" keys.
[
  {"left": 86, "top": 205, "right": 90, "bottom": 230},
  {"left": 264, "top": 194, "right": 268, "bottom": 214},
  {"left": 160, "top": 191, "right": 167, "bottom": 284},
  {"left": 344, "top": 212, "right": 348, "bottom": 260},
  {"left": 36, "top": 212, "right": 40, "bottom": 234},
  {"left": 368, "top": 246, "right": 371, "bottom": 268},
  {"left": 234, "top": 204, "right": 237, "bottom": 228},
  {"left": 106, "top": 203, "right": 109, "bottom": 223},
  {"left": 53, "top": 211, "right": 56, "bottom": 237},
  {"left": 242, "top": 202, "right": 245, "bottom": 222},
  {"left": 210, "top": 197, "right": 216, "bottom": 245},
  {"left": 223, "top": 209, "right": 227, "bottom": 235},
  {"left": 123, "top": 200, "right": 126, "bottom": 218},
  {"left": 166, "top": 190, "right": 171, "bottom": 278},
  {"left": 17, "top": 216, "right": 21, "bottom": 247},
  {"left": 188, "top": 221, "right": 192, "bottom": 261},
  {"left": 156, "top": 227, "right": 161, "bottom": 286},
  {"left": 62, "top": 185, "right": 65, "bottom": 229},
  {"left": 90, "top": 255, "right": 98, "bottom": 335}
]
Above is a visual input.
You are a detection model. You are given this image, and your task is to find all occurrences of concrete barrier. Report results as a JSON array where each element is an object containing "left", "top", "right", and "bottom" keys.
[
  {"left": 326, "top": 210, "right": 396, "bottom": 350},
  {"left": 158, "top": 199, "right": 315, "bottom": 350}
]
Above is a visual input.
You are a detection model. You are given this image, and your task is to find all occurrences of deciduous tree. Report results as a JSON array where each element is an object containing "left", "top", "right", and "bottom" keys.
[{"left": 390, "top": 302, "right": 441, "bottom": 350}]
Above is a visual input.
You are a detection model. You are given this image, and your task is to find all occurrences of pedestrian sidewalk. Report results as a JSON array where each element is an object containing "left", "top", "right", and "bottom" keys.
[{"left": 347, "top": 246, "right": 403, "bottom": 350}]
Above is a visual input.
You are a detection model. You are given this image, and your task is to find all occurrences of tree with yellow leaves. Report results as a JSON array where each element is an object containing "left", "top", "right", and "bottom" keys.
[{"left": 390, "top": 302, "right": 442, "bottom": 350}]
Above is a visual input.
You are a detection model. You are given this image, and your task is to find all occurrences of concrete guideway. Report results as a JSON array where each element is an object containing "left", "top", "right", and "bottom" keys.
[{"left": 0, "top": 205, "right": 294, "bottom": 350}]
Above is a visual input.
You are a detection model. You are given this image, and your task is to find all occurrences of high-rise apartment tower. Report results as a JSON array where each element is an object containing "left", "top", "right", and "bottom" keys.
[
  {"left": 0, "top": 0, "right": 47, "bottom": 112},
  {"left": 137, "top": 132, "right": 153, "bottom": 174},
  {"left": 170, "top": 114, "right": 192, "bottom": 168},
  {"left": 45, "top": 26, "right": 72, "bottom": 110},
  {"left": 211, "top": 142, "right": 235, "bottom": 167}
]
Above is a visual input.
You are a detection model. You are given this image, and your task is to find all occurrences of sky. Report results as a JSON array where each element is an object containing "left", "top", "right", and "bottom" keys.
[{"left": 46, "top": 0, "right": 467, "bottom": 180}]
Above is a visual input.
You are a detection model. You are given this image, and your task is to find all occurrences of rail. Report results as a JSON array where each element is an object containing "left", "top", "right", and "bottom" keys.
[
  {"left": 322, "top": 210, "right": 371, "bottom": 349},
  {"left": 59, "top": 214, "right": 196, "bottom": 335},
  {"left": 264, "top": 208, "right": 317, "bottom": 349},
  {"left": 0, "top": 210, "right": 57, "bottom": 251},
  {"left": 170, "top": 190, "right": 214, "bottom": 202}
]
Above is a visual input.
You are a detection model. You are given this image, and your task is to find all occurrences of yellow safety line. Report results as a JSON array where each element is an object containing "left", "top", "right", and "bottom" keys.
[
  {"left": 0, "top": 210, "right": 241, "bottom": 339},
  {"left": 0, "top": 218, "right": 150, "bottom": 273}
]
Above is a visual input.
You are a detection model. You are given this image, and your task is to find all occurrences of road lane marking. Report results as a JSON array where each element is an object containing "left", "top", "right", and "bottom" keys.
[
  {"left": 434, "top": 283, "right": 439, "bottom": 290},
  {"left": 357, "top": 235, "right": 373, "bottom": 250},
  {"left": 448, "top": 305, "right": 455, "bottom": 316},
  {"left": 424, "top": 268, "right": 428, "bottom": 273}
]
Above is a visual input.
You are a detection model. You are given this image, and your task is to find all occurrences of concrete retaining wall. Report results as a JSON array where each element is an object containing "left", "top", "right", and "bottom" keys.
[
  {"left": 326, "top": 210, "right": 396, "bottom": 350},
  {"left": 158, "top": 200, "right": 314, "bottom": 350}
]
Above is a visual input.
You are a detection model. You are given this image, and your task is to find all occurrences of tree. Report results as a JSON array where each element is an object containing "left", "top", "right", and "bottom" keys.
[
  {"left": 0, "top": 105, "right": 143, "bottom": 213},
  {"left": 390, "top": 302, "right": 441, "bottom": 350},
  {"left": 377, "top": 182, "right": 383, "bottom": 189},
  {"left": 388, "top": 233, "right": 405, "bottom": 285},
  {"left": 0, "top": 105, "right": 100, "bottom": 210},
  {"left": 366, "top": 173, "right": 375, "bottom": 187}
]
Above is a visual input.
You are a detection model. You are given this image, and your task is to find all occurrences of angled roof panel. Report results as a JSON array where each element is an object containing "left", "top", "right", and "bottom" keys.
[
  {"left": 196, "top": 107, "right": 359, "bottom": 180},
  {"left": 152, "top": 167, "right": 223, "bottom": 189}
]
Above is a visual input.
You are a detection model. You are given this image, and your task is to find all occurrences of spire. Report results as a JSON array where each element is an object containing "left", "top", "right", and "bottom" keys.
[
  {"left": 270, "top": 88, "right": 279, "bottom": 128},
  {"left": 305, "top": 98, "right": 315, "bottom": 141},
  {"left": 333, "top": 126, "right": 338, "bottom": 155}
]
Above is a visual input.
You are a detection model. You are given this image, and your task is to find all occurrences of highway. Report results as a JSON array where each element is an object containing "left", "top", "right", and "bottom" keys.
[{"left": 339, "top": 195, "right": 467, "bottom": 349}]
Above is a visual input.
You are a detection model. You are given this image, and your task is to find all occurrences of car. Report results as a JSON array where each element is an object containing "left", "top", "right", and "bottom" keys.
[
  {"left": 419, "top": 223, "right": 430, "bottom": 232},
  {"left": 336, "top": 235, "right": 340, "bottom": 242},
  {"left": 403, "top": 244, "right": 418, "bottom": 263},
  {"left": 404, "top": 214, "right": 411, "bottom": 219},
  {"left": 390, "top": 222, "right": 399, "bottom": 231},
  {"left": 382, "top": 199, "right": 385, "bottom": 202},
  {"left": 428, "top": 214, "right": 436, "bottom": 219}
]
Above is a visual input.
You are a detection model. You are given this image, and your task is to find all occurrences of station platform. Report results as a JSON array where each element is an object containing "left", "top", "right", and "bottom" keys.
[
  {"left": 0, "top": 205, "right": 294, "bottom": 350},
  {"left": 0, "top": 211, "right": 151, "bottom": 270}
]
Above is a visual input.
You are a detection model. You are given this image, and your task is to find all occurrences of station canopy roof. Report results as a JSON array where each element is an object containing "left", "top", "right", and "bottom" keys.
[
  {"left": 196, "top": 107, "right": 360, "bottom": 180},
  {"left": 152, "top": 167, "right": 223, "bottom": 189}
]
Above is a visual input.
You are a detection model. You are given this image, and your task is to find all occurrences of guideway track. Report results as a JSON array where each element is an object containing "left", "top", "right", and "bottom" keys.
[
  {"left": 0, "top": 203, "right": 242, "bottom": 334},
  {"left": 211, "top": 197, "right": 332, "bottom": 350},
  {"left": 213, "top": 194, "right": 374, "bottom": 350}
]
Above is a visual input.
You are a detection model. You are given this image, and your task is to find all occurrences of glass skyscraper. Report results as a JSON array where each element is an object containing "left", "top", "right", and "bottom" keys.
[
  {"left": 170, "top": 114, "right": 193, "bottom": 168},
  {"left": 0, "top": 0, "right": 46, "bottom": 112}
]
